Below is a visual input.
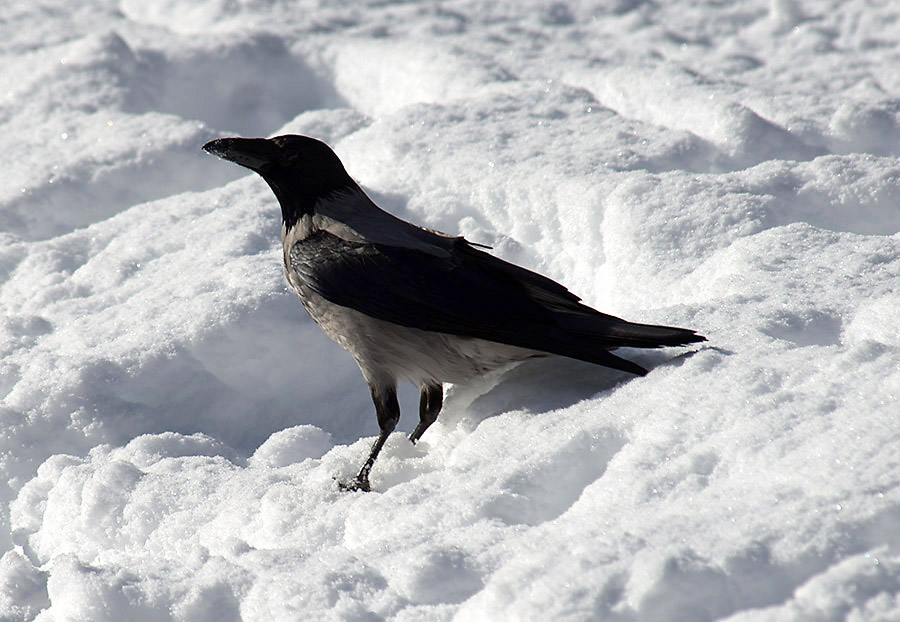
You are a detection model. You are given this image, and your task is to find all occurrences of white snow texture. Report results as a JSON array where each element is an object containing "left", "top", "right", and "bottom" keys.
[{"left": 2, "top": 1, "right": 900, "bottom": 620}]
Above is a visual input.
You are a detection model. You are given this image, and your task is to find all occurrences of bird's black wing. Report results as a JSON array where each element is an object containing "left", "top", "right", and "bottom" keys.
[{"left": 289, "top": 231, "right": 703, "bottom": 375}]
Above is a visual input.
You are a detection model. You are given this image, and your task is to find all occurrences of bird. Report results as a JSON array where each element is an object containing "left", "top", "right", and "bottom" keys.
[{"left": 202, "top": 134, "right": 706, "bottom": 492}]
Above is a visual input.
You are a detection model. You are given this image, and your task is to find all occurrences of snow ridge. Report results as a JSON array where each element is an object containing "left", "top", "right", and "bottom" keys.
[{"left": 1, "top": 1, "right": 900, "bottom": 620}]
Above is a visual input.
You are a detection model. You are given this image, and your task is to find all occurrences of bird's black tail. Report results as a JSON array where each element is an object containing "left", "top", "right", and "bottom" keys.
[
  {"left": 550, "top": 315, "right": 707, "bottom": 377},
  {"left": 592, "top": 321, "right": 707, "bottom": 349}
]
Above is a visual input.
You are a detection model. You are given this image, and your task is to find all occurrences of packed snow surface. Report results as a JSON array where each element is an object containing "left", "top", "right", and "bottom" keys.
[{"left": 2, "top": 0, "right": 900, "bottom": 620}]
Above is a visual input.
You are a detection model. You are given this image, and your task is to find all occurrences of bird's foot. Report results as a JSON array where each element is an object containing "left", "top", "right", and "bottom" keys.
[{"left": 336, "top": 472, "right": 371, "bottom": 493}]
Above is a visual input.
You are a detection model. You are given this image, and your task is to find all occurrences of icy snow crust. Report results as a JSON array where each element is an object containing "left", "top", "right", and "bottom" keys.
[{"left": 2, "top": 0, "right": 900, "bottom": 620}]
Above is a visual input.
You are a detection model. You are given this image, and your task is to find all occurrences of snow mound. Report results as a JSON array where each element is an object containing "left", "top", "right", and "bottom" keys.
[{"left": 1, "top": 0, "right": 899, "bottom": 620}]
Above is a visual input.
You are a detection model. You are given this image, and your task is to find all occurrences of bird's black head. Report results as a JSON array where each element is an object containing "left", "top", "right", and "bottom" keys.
[{"left": 202, "top": 134, "right": 355, "bottom": 226}]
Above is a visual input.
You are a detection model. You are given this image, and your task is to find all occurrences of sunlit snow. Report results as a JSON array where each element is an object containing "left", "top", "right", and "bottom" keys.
[{"left": 2, "top": 1, "right": 899, "bottom": 620}]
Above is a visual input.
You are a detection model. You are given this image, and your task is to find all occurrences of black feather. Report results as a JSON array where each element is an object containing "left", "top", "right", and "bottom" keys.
[{"left": 289, "top": 231, "right": 704, "bottom": 376}]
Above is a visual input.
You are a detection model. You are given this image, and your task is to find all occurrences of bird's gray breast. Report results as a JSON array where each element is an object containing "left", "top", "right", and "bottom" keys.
[
  {"left": 288, "top": 229, "right": 369, "bottom": 284},
  {"left": 280, "top": 229, "right": 369, "bottom": 358}
]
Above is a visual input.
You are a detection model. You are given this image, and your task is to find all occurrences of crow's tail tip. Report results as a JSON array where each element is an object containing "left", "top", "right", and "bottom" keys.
[{"left": 688, "top": 333, "right": 708, "bottom": 344}]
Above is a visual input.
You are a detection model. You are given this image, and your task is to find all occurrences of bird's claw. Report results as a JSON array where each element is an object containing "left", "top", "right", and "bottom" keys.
[{"left": 336, "top": 474, "right": 371, "bottom": 493}]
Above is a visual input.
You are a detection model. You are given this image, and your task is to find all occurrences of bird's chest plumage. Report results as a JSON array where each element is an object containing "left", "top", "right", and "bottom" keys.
[
  {"left": 282, "top": 215, "right": 334, "bottom": 308},
  {"left": 281, "top": 214, "right": 369, "bottom": 346},
  {"left": 282, "top": 214, "right": 315, "bottom": 285},
  {"left": 282, "top": 213, "right": 360, "bottom": 282}
]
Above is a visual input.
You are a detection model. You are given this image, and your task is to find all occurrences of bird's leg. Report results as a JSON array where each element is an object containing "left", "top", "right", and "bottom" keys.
[
  {"left": 409, "top": 383, "right": 443, "bottom": 444},
  {"left": 340, "top": 384, "right": 399, "bottom": 492}
]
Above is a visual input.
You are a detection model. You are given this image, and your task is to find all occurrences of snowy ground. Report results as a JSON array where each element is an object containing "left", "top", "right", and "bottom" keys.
[{"left": 2, "top": 0, "right": 900, "bottom": 620}]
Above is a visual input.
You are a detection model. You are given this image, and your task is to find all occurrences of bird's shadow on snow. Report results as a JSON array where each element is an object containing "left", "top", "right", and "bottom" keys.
[
  {"left": 364, "top": 188, "right": 410, "bottom": 219},
  {"left": 442, "top": 348, "right": 705, "bottom": 429},
  {"left": 363, "top": 187, "right": 466, "bottom": 240}
]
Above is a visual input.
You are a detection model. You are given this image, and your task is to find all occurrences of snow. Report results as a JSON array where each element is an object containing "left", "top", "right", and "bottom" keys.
[{"left": 1, "top": 0, "right": 899, "bottom": 619}]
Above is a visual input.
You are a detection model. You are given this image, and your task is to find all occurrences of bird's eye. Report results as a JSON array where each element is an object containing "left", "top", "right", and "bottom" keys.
[{"left": 283, "top": 151, "right": 300, "bottom": 165}]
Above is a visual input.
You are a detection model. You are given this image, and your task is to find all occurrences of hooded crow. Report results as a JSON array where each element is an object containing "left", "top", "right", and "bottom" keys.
[{"left": 203, "top": 134, "right": 706, "bottom": 492}]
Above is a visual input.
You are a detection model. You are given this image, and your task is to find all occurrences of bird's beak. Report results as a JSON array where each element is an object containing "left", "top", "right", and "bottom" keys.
[{"left": 202, "top": 137, "right": 278, "bottom": 173}]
